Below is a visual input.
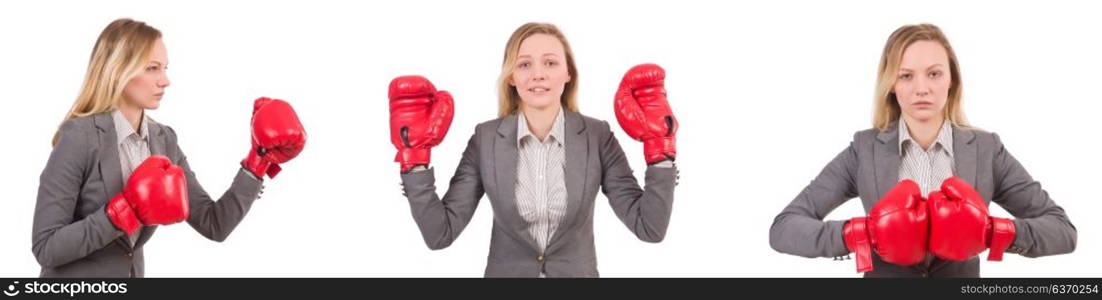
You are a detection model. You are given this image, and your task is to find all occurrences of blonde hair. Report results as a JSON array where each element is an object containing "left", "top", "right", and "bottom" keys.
[
  {"left": 53, "top": 18, "right": 161, "bottom": 146},
  {"left": 873, "top": 23, "right": 968, "bottom": 131},
  {"left": 497, "top": 22, "right": 579, "bottom": 117}
]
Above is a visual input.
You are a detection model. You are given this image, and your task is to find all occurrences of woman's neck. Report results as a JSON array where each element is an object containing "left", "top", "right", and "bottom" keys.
[
  {"left": 901, "top": 115, "right": 944, "bottom": 151},
  {"left": 117, "top": 103, "right": 144, "bottom": 133},
  {"left": 521, "top": 104, "right": 561, "bottom": 142}
]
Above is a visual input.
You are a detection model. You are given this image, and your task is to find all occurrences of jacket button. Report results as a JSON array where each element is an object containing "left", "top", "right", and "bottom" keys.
[
  {"left": 126, "top": 252, "right": 133, "bottom": 257},
  {"left": 537, "top": 255, "right": 544, "bottom": 263}
]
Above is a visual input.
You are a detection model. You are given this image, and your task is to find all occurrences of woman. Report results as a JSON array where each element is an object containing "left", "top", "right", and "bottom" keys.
[
  {"left": 768, "top": 23, "right": 1076, "bottom": 277},
  {"left": 31, "top": 18, "right": 306, "bottom": 277},
  {"left": 388, "top": 22, "right": 679, "bottom": 277}
]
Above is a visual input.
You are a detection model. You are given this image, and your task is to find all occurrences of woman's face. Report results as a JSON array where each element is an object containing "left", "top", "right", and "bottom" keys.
[
  {"left": 510, "top": 33, "right": 571, "bottom": 111},
  {"left": 122, "top": 38, "right": 170, "bottom": 110},
  {"left": 893, "top": 40, "right": 952, "bottom": 124}
]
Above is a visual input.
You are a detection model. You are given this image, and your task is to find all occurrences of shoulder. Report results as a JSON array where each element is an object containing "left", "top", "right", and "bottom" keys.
[
  {"left": 54, "top": 114, "right": 100, "bottom": 150},
  {"left": 147, "top": 117, "right": 179, "bottom": 143},
  {"left": 57, "top": 114, "right": 97, "bottom": 136},
  {"left": 50, "top": 114, "right": 102, "bottom": 166},
  {"left": 851, "top": 127, "right": 882, "bottom": 147},
  {"left": 955, "top": 125, "right": 1001, "bottom": 146},
  {"left": 146, "top": 118, "right": 189, "bottom": 163},
  {"left": 474, "top": 116, "right": 505, "bottom": 135},
  {"left": 576, "top": 112, "right": 611, "bottom": 134},
  {"left": 558, "top": 111, "right": 611, "bottom": 139},
  {"left": 465, "top": 115, "right": 513, "bottom": 150}
]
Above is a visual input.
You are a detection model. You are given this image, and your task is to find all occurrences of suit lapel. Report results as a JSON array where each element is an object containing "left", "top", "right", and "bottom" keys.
[
  {"left": 93, "top": 113, "right": 125, "bottom": 208},
  {"left": 493, "top": 115, "right": 539, "bottom": 250},
  {"left": 952, "top": 126, "right": 978, "bottom": 188},
  {"left": 873, "top": 122, "right": 901, "bottom": 204},
  {"left": 873, "top": 122, "right": 979, "bottom": 201},
  {"left": 147, "top": 118, "right": 166, "bottom": 156},
  {"left": 547, "top": 111, "right": 588, "bottom": 249},
  {"left": 92, "top": 113, "right": 131, "bottom": 250}
]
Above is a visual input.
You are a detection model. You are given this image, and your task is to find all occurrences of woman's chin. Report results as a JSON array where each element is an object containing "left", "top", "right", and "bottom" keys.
[
  {"left": 521, "top": 99, "right": 558, "bottom": 111},
  {"left": 904, "top": 111, "right": 941, "bottom": 123}
]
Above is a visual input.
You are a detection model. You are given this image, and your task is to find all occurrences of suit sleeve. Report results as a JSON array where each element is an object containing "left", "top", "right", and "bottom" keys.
[
  {"left": 400, "top": 130, "right": 485, "bottom": 250},
  {"left": 599, "top": 121, "right": 676, "bottom": 243},
  {"left": 31, "top": 120, "right": 124, "bottom": 268},
  {"left": 769, "top": 140, "right": 860, "bottom": 258},
  {"left": 989, "top": 133, "right": 1076, "bottom": 257},
  {"left": 167, "top": 126, "right": 263, "bottom": 242}
]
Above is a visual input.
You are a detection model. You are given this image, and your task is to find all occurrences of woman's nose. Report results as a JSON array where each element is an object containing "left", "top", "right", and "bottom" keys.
[
  {"left": 531, "top": 66, "right": 547, "bottom": 81},
  {"left": 913, "top": 78, "right": 930, "bottom": 97},
  {"left": 914, "top": 86, "right": 930, "bottom": 97},
  {"left": 159, "top": 76, "right": 170, "bottom": 88}
]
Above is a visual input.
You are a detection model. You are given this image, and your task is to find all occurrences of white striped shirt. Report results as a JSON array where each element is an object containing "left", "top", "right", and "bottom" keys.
[
  {"left": 112, "top": 109, "right": 152, "bottom": 245},
  {"left": 897, "top": 120, "right": 955, "bottom": 196},
  {"left": 515, "top": 109, "right": 568, "bottom": 255}
]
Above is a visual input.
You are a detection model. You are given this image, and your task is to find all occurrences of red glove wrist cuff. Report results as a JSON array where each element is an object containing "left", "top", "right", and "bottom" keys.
[
  {"left": 243, "top": 147, "right": 280, "bottom": 179},
  {"left": 643, "top": 136, "right": 677, "bottom": 164},
  {"left": 105, "top": 194, "right": 140, "bottom": 235},
  {"left": 986, "top": 217, "right": 1016, "bottom": 261},
  {"left": 396, "top": 148, "right": 430, "bottom": 172},
  {"left": 844, "top": 217, "right": 873, "bottom": 273}
]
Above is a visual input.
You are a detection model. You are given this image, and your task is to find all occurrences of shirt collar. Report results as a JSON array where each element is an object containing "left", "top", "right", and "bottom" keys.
[
  {"left": 898, "top": 119, "right": 954, "bottom": 157},
  {"left": 517, "top": 108, "right": 565, "bottom": 147},
  {"left": 112, "top": 109, "right": 149, "bottom": 145}
]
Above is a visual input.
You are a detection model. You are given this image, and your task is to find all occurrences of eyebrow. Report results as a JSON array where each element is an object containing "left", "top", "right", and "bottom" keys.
[
  {"left": 517, "top": 53, "right": 561, "bottom": 59},
  {"left": 898, "top": 64, "right": 944, "bottom": 72}
]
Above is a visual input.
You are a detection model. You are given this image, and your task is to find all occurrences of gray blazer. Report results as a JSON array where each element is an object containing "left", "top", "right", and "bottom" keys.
[
  {"left": 769, "top": 122, "right": 1076, "bottom": 277},
  {"left": 32, "top": 112, "right": 263, "bottom": 277},
  {"left": 399, "top": 111, "right": 677, "bottom": 277}
]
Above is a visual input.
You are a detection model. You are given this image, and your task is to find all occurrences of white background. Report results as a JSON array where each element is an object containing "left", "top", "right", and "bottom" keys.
[{"left": 1, "top": 0, "right": 1098, "bottom": 277}]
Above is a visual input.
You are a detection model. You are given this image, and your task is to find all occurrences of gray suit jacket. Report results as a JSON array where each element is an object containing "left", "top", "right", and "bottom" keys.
[
  {"left": 769, "top": 122, "right": 1076, "bottom": 277},
  {"left": 32, "top": 112, "right": 263, "bottom": 277},
  {"left": 399, "top": 111, "right": 677, "bottom": 277}
]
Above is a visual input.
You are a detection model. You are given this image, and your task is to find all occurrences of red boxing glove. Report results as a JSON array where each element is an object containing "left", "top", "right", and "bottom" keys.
[
  {"left": 928, "top": 176, "right": 1016, "bottom": 261},
  {"left": 389, "top": 75, "right": 454, "bottom": 172},
  {"left": 106, "top": 155, "right": 189, "bottom": 233},
  {"left": 614, "top": 63, "right": 678, "bottom": 164},
  {"left": 844, "top": 180, "right": 929, "bottom": 273},
  {"left": 105, "top": 195, "right": 140, "bottom": 236},
  {"left": 242, "top": 97, "right": 307, "bottom": 179}
]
